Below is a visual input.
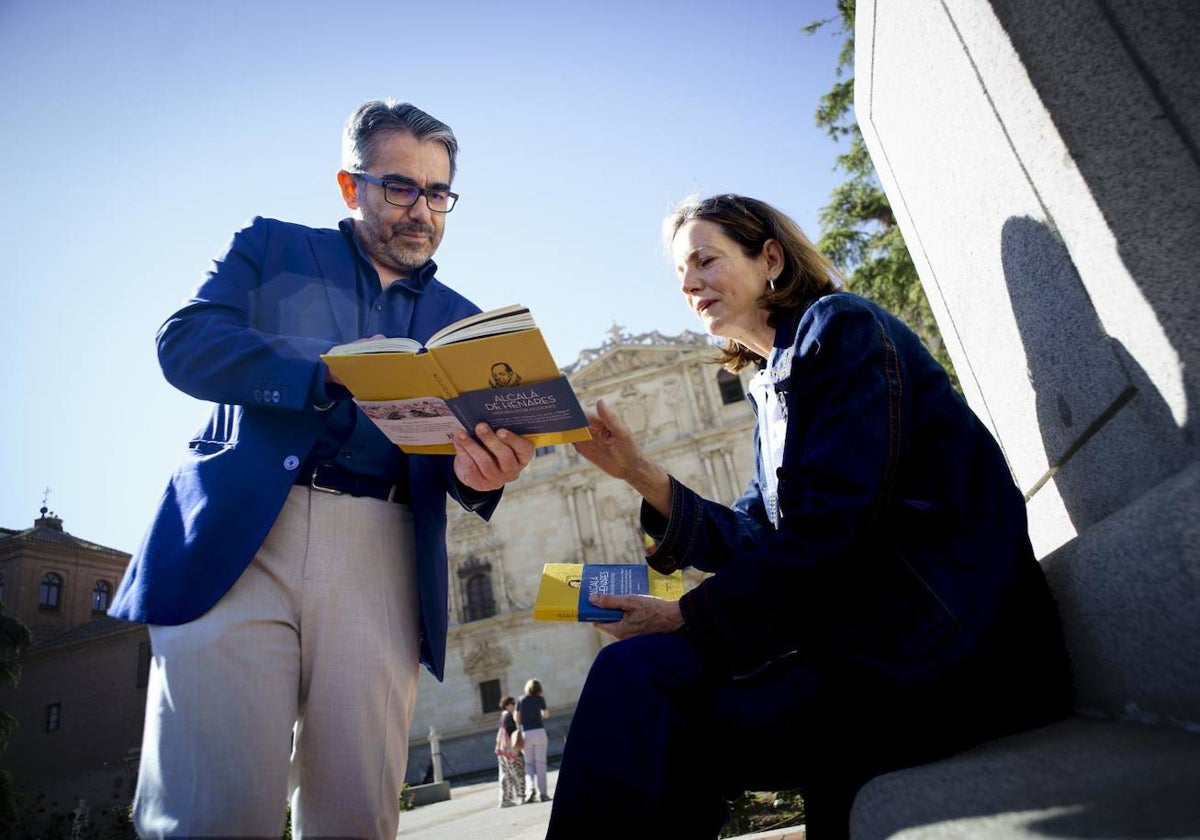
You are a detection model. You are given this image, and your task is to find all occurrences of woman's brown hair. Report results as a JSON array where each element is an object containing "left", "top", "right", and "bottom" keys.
[{"left": 663, "top": 194, "right": 841, "bottom": 371}]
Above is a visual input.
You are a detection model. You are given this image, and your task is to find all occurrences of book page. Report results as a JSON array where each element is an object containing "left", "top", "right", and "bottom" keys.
[
  {"left": 356, "top": 398, "right": 468, "bottom": 448},
  {"left": 425, "top": 304, "right": 533, "bottom": 347},
  {"left": 325, "top": 304, "right": 533, "bottom": 355},
  {"left": 326, "top": 337, "right": 422, "bottom": 355}
]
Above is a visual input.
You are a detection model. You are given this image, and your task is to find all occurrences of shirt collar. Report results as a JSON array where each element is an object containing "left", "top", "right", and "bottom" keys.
[{"left": 339, "top": 218, "right": 438, "bottom": 292}]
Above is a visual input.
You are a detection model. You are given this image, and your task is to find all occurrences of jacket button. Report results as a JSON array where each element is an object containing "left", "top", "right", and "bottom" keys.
[
  {"left": 283, "top": 455, "right": 300, "bottom": 471},
  {"left": 253, "top": 389, "right": 263, "bottom": 401}
]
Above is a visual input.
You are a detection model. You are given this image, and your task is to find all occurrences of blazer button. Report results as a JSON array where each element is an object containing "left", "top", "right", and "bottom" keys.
[
  {"left": 283, "top": 455, "right": 300, "bottom": 471},
  {"left": 272, "top": 390, "right": 281, "bottom": 403},
  {"left": 253, "top": 389, "right": 263, "bottom": 401}
]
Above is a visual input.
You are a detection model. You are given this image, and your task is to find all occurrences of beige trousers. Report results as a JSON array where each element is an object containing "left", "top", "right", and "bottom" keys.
[{"left": 134, "top": 485, "right": 420, "bottom": 840}]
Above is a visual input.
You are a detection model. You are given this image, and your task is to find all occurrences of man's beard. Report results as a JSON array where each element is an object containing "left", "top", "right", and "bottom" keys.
[{"left": 363, "top": 220, "right": 441, "bottom": 276}]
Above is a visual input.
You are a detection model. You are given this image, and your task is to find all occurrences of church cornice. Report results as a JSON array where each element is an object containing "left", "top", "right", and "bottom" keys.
[
  {"left": 0, "top": 524, "right": 129, "bottom": 560},
  {"left": 563, "top": 324, "right": 715, "bottom": 379}
]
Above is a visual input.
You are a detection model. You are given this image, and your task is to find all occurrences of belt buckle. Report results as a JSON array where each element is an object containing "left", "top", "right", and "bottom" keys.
[{"left": 310, "top": 464, "right": 344, "bottom": 495}]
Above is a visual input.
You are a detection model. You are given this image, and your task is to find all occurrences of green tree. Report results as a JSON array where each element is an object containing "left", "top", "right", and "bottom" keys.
[
  {"left": 806, "top": 0, "right": 956, "bottom": 379},
  {"left": 0, "top": 599, "right": 33, "bottom": 829}
]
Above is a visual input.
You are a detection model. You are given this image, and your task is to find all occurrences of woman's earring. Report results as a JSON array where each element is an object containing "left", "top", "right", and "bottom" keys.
[{"left": 767, "top": 275, "right": 777, "bottom": 292}]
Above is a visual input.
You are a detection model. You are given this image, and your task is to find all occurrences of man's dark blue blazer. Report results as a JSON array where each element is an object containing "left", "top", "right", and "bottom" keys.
[{"left": 110, "top": 217, "right": 499, "bottom": 680}]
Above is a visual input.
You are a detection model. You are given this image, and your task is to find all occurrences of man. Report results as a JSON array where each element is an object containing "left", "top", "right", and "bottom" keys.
[{"left": 109, "top": 100, "right": 534, "bottom": 839}]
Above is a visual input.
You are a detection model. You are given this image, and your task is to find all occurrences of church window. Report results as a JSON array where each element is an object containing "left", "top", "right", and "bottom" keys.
[
  {"left": 464, "top": 573, "right": 496, "bottom": 622},
  {"left": 717, "top": 370, "right": 745, "bottom": 405},
  {"left": 92, "top": 580, "right": 112, "bottom": 613},
  {"left": 479, "top": 679, "right": 501, "bottom": 715},
  {"left": 39, "top": 572, "right": 63, "bottom": 611}
]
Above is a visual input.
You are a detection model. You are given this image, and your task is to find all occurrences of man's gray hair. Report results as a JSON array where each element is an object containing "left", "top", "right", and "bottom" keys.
[{"left": 342, "top": 99, "right": 459, "bottom": 181}]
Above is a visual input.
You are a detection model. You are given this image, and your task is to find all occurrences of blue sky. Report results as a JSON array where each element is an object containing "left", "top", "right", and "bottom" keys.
[{"left": 0, "top": 0, "right": 847, "bottom": 553}]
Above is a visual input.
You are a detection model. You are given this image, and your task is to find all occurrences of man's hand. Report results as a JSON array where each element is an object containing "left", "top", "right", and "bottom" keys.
[
  {"left": 589, "top": 594, "right": 684, "bottom": 640},
  {"left": 453, "top": 422, "right": 534, "bottom": 491}
]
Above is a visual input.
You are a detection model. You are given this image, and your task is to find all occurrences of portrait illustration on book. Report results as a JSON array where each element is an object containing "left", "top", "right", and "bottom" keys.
[{"left": 489, "top": 361, "right": 524, "bottom": 388}]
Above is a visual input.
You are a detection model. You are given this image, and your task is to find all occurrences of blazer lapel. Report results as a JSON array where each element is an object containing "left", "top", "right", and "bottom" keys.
[{"left": 308, "top": 226, "right": 360, "bottom": 343}]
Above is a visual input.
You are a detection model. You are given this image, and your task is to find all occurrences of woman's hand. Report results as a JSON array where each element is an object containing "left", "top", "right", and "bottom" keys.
[
  {"left": 573, "top": 400, "right": 673, "bottom": 518},
  {"left": 589, "top": 594, "right": 684, "bottom": 640},
  {"left": 572, "top": 399, "right": 644, "bottom": 481}
]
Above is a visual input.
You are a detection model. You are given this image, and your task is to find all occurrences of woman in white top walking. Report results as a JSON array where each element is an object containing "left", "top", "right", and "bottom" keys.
[{"left": 515, "top": 678, "right": 552, "bottom": 802}]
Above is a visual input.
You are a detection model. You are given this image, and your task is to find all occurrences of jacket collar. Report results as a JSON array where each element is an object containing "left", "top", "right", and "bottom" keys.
[
  {"left": 764, "top": 307, "right": 803, "bottom": 385},
  {"left": 313, "top": 219, "right": 439, "bottom": 343},
  {"left": 337, "top": 218, "right": 439, "bottom": 291}
]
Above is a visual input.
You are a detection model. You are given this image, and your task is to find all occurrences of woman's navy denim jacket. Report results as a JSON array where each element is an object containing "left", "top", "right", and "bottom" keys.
[{"left": 644, "top": 293, "right": 1069, "bottom": 700}]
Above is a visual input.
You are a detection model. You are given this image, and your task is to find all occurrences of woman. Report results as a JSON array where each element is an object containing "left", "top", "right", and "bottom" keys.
[
  {"left": 494, "top": 696, "right": 525, "bottom": 807},
  {"left": 515, "top": 678, "right": 552, "bottom": 803},
  {"left": 546, "top": 195, "right": 1071, "bottom": 839}
]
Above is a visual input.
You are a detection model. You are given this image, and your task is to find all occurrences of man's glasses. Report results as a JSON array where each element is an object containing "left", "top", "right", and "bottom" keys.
[{"left": 353, "top": 172, "right": 459, "bottom": 213}]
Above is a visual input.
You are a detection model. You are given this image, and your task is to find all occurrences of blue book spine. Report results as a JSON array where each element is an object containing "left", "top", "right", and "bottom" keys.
[{"left": 577, "top": 564, "right": 650, "bottom": 622}]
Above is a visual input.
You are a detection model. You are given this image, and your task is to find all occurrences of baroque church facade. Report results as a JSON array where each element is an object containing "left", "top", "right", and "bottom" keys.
[{"left": 405, "top": 326, "right": 758, "bottom": 781}]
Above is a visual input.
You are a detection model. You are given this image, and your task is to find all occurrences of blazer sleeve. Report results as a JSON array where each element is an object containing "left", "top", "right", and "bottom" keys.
[
  {"left": 641, "top": 474, "right": 773, "bottom": 576},
  {"left": 448, "top": 477, "right": 503, "bottom": 520},
  {"left": 156, "top": 216, "right": 339, "bottom": 412}
]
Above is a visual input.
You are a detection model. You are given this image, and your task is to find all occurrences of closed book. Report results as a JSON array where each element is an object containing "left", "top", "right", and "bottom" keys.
[{"left": 532, "top": 563, "right": 684, "bottom": 623}]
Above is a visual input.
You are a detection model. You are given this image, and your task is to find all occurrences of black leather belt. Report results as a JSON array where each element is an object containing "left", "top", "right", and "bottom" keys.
[{"left": 298, "top": 463, "right": 409, "bottom": 504}]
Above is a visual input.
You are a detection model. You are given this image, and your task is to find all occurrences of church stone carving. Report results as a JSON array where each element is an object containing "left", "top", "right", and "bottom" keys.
[
  {"left": 448, "top": 511, "right": 497, "bottom": 551},
  {"left": 462, "top": 639, "right": 511, "bottom": 676},
  {"left": 621, "top": 396, "right": 649, "bottom": 436}
]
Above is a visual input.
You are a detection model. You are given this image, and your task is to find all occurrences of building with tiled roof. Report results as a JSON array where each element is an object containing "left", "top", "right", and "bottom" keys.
[
  {"left": 0, "top": 509, "right": 147, "bottom": 822},
  {"left": 0, "top": 509, "right": 131, "bottom": 645}
]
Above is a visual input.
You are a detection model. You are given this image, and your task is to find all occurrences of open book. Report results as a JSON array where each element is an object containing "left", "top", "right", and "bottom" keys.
[
  {"left": 321, "top": 305, "right": 591, "bottom": 455},
  {"left": 533, "top": 563, "right": 685, "bottom": 622}
]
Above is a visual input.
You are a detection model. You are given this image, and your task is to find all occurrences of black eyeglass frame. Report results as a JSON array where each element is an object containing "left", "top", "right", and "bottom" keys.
[{"left": 352, "top": 172, "right": 459, "bottom": 213}]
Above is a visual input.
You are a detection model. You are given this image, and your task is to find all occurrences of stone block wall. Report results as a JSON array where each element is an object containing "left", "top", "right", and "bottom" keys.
[{"left": 856, "top": 0, "right": 1198, "bottom": 726}]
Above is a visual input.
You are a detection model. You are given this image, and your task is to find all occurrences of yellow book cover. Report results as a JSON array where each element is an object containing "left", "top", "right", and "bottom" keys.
[
  {"left": 320, "top": 306, "right": 591, "bottom": 455},
  {"left": 532, "top": 563, "right": 584, "bottom": 622},
  {"left": 533, "top": 563, "right": 685, "bottom": 622}
]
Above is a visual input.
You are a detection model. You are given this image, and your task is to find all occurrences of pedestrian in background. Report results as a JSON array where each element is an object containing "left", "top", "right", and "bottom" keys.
[
  {"left": 494, "top": 696, "right": 525, "bottom": 807},
  {"left": 515, "top": 678, "right": 552, "bottom": 802}
]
